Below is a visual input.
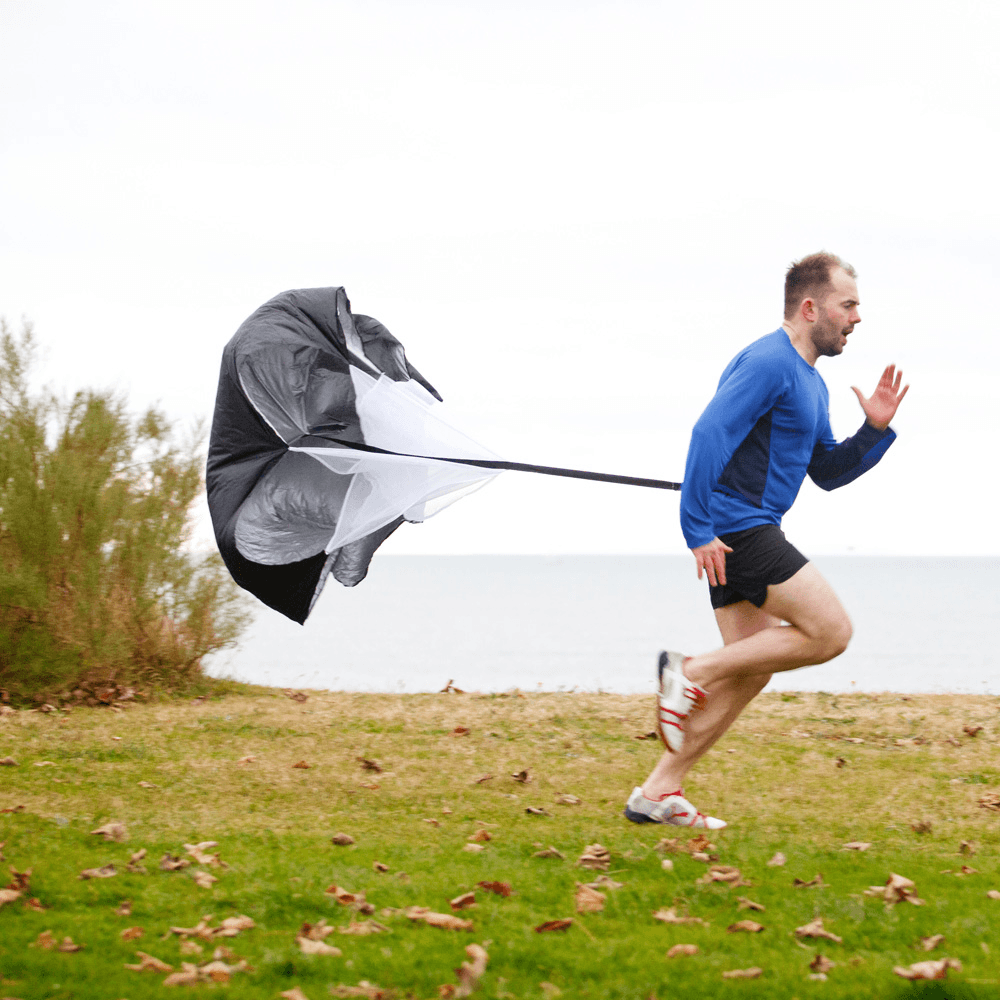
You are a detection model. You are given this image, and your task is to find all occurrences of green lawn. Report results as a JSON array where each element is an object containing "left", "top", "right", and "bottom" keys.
[{"left": 1, "top": 687, "right": 999, "bottom": 998}]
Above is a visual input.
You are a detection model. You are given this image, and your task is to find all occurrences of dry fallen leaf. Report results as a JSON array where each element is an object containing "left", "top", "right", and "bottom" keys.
[
  {"left": 911, "top": 820, "right": 933, "bottom": 833},
  {"left": 90, "top": 821, "right": 128, "bottom": 842},
  {"left": 792, "top": 874, "right": 826, "bottom": 888},
  {"left": 576, "top": 844, "right": 611, "bottom": 870},
  {"left": 159, "top": 854, "right": 191, "bottom": 871},
  {"left": 893, "top": 958, "right": 962, "bottom": 980},
  {"left": 280, "top": 989, "right": 312, "bottom": 1000},
  {"left": 115, "top": 899, "right": 132, "bottom": 916},
  {"left": 163, "top": 964, "right": 201, "bottom": 986},
  {"left": 331, "top": 833, "right": 356, "bottom": 846},
  {"left": 7, "top": 867, "right": 31, "bottom": 891},
  {"left": 337, "top": 920, "right": 390, "bottom": 935},
  {"left": 283, "top": 688, "right": 308, "bottom": 702},
  {"left": 0, "top": 757, "right": 18, "bottom": 766},
  {"left": 299, "top": 920, "right": 335, "bottom": 941},
  {"left": 180, "top": 940, "right": 205, "bottom": 955},
  {"left": 477, "top": 880, "right": 512, "bottom": 896},
  {"left": 137, "top": 780, "right": 157, "bottom": 788},
  {"left": 794, "top": 918, "right": 843, "bottom": 943},
  {"left": 511, "top": 770, "right": 530, "bottom": 783},
  {"left": 666, "top": 944, "right": 699, "bottom": 958},
  {"left": 574, "top": 883, "right": 605, "bottom": 914},
  {"left": 555, "top": 794, "right": 581, "bottom": 806},
  {"left": 766, "top": 852, "right": 786, "bottom": 867},
  {"left": 978, "top": 793, "right": 1000, "bottom": 812},
  {"left": 584, "top": 874, "right": 623, "bottom": 891},
  {"left": 697, "top": 865, "right": 749, "bottom": 886},
  {"left": 921, "top": 934, "right": 945, "bottom": 951},
  {"left": 963, "top": 725, "right": 983, "bottom": 738},
  {"left": 218, "top": 915, "right": 255, "bottom": 933},
  {"left": 0, "top": 888, "right": 21, "bottom": 909},
  {"left": 406, "top": 907, "right": 474, "bottom": 931},
  {"left": 473, "top": 774, "right": 494, "bottom": 784},
  {"left": 292, "top": 760, "right": 311, "bottom": 769},
  {"left": 236, "top": 755, "right": 256, "bottom": 764},
  {"left": 193, "top": 871, "right": 218, "bottom": 888},
  {"left": 33, "top": 760, "right": 56, "bottom": 767},
  {"left": 810, "top": 954, "right": 835, "bottom": 974},
  {"left": 450, "top": 892, "right": 477, "bottom": 911},
  {"left": 722, "top": 967, "right": 763, "bottom": 979},
  {"left": 532, "top": 847, "right": 564, "bottom": 859},
  {"left": 525, "top": 807, "right": 549, "bottom": 816},
  {"left": 326, "top": 885, "right": 359, "bottom": 905},
  {"left": 884, "top": 872, "right": 925, "bottom": 906},
  {"left": 34, "top": 929, "right": 56, "bottom": 949},
  {"left": 25, "top": 895, "right": 45, "bottom": 911},
  {"left": 736, "top": 897, "right": 765, "bottom": 912},
  {"left": 329, "top": 982, "right": 388, "bottom": 999},
  {"left": 373, "top": 861, "right": 390, "bottom": 873},
  {"left": 727, "top": 920, "right": 765, "bottom": 933},
  {"left": 534, "top": 919, "right": 574, "bottom": 933},
  {"left": 468, "top": 829, "right": 491, "bottom": 843},
  {"left": 120, "top": 926, "right": 144, "bottom": 941},
  {"left": 842, "top": 842, "right": 872, "bottom": 851},
  {"left": 987, "top": 890, "right": 1000, "bottom": 900},
  {"left": 297, "top": 935, "right": 343, "bottom": 956},
  {"left": 463, "top": 843, "right": 485, "bottom": 853},
  {"left": 451, "top": 942, "right": 488, "bottom": 998},
  {"left": 183, "top": 841, "right": 221, "bottom": 865},
  {"left": 123, "top": 950, "right": 174, "bottom": 972},
  {"left": 653, "top": 908, "right": 708, "bottom": 926},
  {"left": 78, "top": 864, "right": 117, "bottom": 880},
  {"left": 959, "top": 840, "right": 976, "bottom": 855},
  {"left": 450, "top": 726, "right": 471, "bottom": 737}
]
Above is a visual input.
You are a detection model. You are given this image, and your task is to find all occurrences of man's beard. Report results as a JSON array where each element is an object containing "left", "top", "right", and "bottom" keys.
[{"left": 811, "top": 308, "right": 849, "bottom": 357}]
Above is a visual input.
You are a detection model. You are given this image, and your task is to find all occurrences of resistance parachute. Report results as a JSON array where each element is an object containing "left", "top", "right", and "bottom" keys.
[{"left": 207, "top": 286, "right": 680, "bottom": 624}]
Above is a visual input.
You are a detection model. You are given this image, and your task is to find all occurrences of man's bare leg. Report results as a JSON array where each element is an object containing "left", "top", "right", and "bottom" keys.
[
  {"left": 683, "top": 562, "right": 852, "bottom": 689},
  {"left": 642, "top": 601, "right": 777, "bottom": 798}
]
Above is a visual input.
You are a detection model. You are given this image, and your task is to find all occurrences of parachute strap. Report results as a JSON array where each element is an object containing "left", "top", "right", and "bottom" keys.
[{"left": 300, "top": 435, "right": 682, "bottom": 491}]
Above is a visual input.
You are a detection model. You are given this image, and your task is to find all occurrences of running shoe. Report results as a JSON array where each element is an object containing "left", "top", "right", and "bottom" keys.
[
  {"left": 657, "top": 649, "right": 706, "bottom": 753},
  {"left": 623, "top": 786, "right": 727, "bottom": 829}
]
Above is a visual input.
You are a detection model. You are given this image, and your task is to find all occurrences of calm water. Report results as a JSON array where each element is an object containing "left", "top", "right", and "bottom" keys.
[{"left": 206, "top": 556, "right": 999, "bottom": 695}]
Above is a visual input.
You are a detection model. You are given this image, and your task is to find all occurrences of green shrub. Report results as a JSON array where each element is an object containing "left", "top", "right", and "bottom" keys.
[{"left": 0, "top": 318, "right": 250, "bottom": 702}]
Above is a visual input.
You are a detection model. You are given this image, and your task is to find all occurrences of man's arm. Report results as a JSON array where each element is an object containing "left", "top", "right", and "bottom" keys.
[{"left": 808, "top": 365, "right": 908, "bottom": 489}]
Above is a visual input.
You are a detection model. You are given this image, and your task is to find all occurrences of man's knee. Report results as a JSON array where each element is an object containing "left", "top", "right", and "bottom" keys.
[{"left": 816, "top": 615, "right": 852, "bottom": 662}]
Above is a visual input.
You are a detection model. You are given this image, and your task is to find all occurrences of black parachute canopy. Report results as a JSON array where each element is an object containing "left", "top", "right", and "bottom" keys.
[{"left": 206, "top": 287, "right": 500, "bottom": 624}]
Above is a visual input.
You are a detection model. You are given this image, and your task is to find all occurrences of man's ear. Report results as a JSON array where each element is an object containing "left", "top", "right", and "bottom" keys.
[{"left": 800, "top": 296, "right": 818, "bottom": 323}]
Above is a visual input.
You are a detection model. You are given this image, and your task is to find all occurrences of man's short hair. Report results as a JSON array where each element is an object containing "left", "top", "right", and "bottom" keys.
[{"left": 784, "top": 252, "right": 857, "bottom": 319}]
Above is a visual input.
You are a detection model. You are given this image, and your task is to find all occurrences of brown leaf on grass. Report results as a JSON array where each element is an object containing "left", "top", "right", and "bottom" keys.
[
  {"left": 511, "top": 770, "right": 530, "bottom": 783},
  {"left": 977, "top": 792, "right": 1000, "bottom": 812},
  {"left": 163, "top": 963, "right": 201, "bottom": 985},
  {"left": 666, "top": 944, "right": 699, "bottom": 958},
  {"left": 169, "top": 917, "right": 216, "bottom": 940},
  {"left": 292, "top": 760, "right": 311, "bottom": 769},
  {"left": 236, "top": 755, "right": 256, "bottom": 765},
  {"left": 159, "top": 854, "right": 191, "bottom": 871},
  {"left": 296, "top": 935, "right": 343, "bottom": 956},
  {"left": 374, "top": 861, "right": 390, "bottom": 873},
  {"left": 120, "top": 926, "right": 144, "bottom": 941},
  {"left": 283, "top": 688, "right": 308, "bottom": 702},
  {"left": 216, "top": 915, "right": 255, "bottom": 935},
  {"left": 440, "top": 679, "right": 465, "bottom": 694},
  {"left": 959, "top": 840, "right": 976, "bottom": 855},
  {"left": 794, "top": 918, "right": 843, "bottom": 943},
  {"left": 183, "top": 841, "right": 221, "bottom": 865},
  {"left": 884, "top": 872, "right": 925, "bottom": 906},
  {"left": 123, "top": 950, "right": 173, "bottom": 972},
  {"left": 534, "top": 919, "right": 573, "bottom": 933},
  {"left": 835, "top": 757, "right": 847, "bottom": 768},
  {"left": 6, "top": 867, "right": 31, "bottom": 891},
  {"left": 722, "top": 967, "right": 762, "bottom": 979},
  {"left": 424, "top": 818, "right": 441, "bottom": 828},
  {"left": 193, "top": 871, "right": 218, "bottom": 888},
  {"left": 90, "top": 821, "right": 128, "bottom": 842},
  {"left": 634, "top": 731, "right": 658, "bottom": 740},
  {"left": 462, "top": 844, "right": 485, "bottom": 853},
  {"left": 737, "top": 897, "right": 765, "bottom": 911},
  {"left": 532, "top": 846, "right": 564, "bottom": 859},
  {"left": 921, "top": 934, "right": 945, "bottom": 951},
  {"left": 331, "top": 832, "right": 356, "bottom": 846},
  {"left": 911, "top": 820, "right": 933, "bottom": 833},
  {"left": 987, "top": 890, "right": 1000, "bottom": 900},
  {"left": 555, "top": 794, "right": 582, "bottom": 805},
  {"left": 330, "top": 983, "right": 391, "bottom": 999},
  {"left": 138, "top": 780, "right": 158, "bottom": 787},
  {"left": 449, "top": 942, "right": 488, "bottom": 998},
  {"left": 698, "top": 865, "right": 748, "bottom": 886},
  {"left": 576, "top": 844, "right": 610, "bottom": 870},
  {"left": 766, "top": 852, "right": 787, "bottom": 867},
  {"left": 473, "top": 774, "right": 494, "bottom": 784},
  {"left": 33, "top": 929, "right": 56, "bottom": 949},
  {"left": 406, "top": 907, "right": 474, "bottom": 931},
  {"left": 0, "top": 889, "right": 21, "bottom": 909},
  {"left": 893, "top": 958, "right": 962, "bottom": 980},
  {"left": 963, "top": 725, "right": 983, "bottom": 738},
  {"left": 358, "top": 779, "right": 379, "bottom": 789},
  {"left": 338, "top": 920, "right": 390, "bottom": 935},
  {"left": 450, "top": 892, "right": 476, "bottom": 911},
  {"left": 0, "top": 804, "right": 24, "bottom": 813},
  {"left": 280, "top": 989, "right": 312, "bottom": 1000},
  {"left": 653, "top": 908, "right": 708, "bottom": 926},
  {"left": 584, "top": 875, "right": 623, "bottom": 891},
  {"left": 574, "top": 884, "right": 605, "bottom": 914},
  {"left": 79, "top": 864, "right": 117, "bottom": 880},
  {"left": 810, "top": 954, "right": 835, "bottom": 973},
  {"left": 356, "top": 756, "right": 383, "bottom": 773},
  {"left": 32, "top": 760, "right": 56, "bottom": 767},
  {"left": 727, "top": 920, "right": 764, "bottom": 933},
  {"left": 115, "top": 899, "right": 132, "bottom": 916},
  {"left": 180, "top": 939, "right": 204, "bottom": 955},
  {"left": 477, "top": 881, "right": 513, "bottom": 897},
  {"left": 842, "top": 841, "right": 872, "bottom": 851},
  {"left": 468, "top": 829, "right": 491, "bottom": 843},
  {"left": 525, "top": 807, "right": 549, "bottom": 816},
  {"left": 0, "top": 756, "right": 18, "bottom": 766},
  {"left": 450, "top": 726, "right": 471, "bottom": 737},
  {"left": 24, "top": 895, "right": 45, "bottom": 911},
  {"left": 654, "top": 837, "right": 682, "bottom": 854},
  {"left": 326, "top": 885, "right": 359, "bottom": 905},
  {"left": 792, "top": 874, "right": 826, "bottom": 888}
]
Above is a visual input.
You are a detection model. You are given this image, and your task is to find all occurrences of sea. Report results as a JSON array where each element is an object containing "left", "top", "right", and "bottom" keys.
[{"left": 205, "top": 556, "right": 999, "bottom": 696}]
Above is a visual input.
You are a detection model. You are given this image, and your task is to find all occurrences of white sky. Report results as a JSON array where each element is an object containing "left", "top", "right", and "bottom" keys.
[{"left": 2, "top": 0, "right": 997, "bottom": 556}]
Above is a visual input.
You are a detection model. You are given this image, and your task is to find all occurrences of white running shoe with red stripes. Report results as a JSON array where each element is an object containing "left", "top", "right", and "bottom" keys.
[
  {"left": 657, "top": 649, "right": 706, "bottom": 753},
  {"left": 623, "top": 786, "right": 727, "bottom": 829}
]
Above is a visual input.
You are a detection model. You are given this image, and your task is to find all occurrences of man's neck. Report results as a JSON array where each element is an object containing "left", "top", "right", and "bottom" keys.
[{"left": 781, "top": 322, "right": 818, "bottom": 367}]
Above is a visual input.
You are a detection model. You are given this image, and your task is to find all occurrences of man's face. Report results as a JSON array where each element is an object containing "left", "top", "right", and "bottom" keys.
[{"left": 810, "top": 268, "right": 861, "bottom": 358}]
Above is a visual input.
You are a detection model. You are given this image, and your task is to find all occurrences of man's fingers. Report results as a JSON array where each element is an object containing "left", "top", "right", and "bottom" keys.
[{"left": 897, "top": 383, "right": 909, "bottom": 404}]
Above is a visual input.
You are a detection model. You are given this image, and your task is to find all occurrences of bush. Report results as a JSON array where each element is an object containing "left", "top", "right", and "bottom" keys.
[{"left": 0, "top": 318, "right": 250, "bottom": 702}]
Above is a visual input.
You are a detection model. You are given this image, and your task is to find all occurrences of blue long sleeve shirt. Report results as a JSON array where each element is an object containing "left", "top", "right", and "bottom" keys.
[{"left": 679, "top": 329, "right": 896, "bottom": 549}]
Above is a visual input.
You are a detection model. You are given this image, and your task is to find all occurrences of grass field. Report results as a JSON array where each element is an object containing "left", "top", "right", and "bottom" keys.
[{"left": 1, "top": 685, "right": 999, "bottom": 999}]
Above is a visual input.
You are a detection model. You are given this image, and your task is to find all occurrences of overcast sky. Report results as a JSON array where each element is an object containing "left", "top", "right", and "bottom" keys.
[{"left": 2, "top": 0, "right": 997, "bottom": 556}]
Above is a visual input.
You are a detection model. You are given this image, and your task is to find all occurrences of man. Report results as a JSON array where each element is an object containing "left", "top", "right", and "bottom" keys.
[{"left": 624, "top": 252, "right": 909, "bottom": 830}]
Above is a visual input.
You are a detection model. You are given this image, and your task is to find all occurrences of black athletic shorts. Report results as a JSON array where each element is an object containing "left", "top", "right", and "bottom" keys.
[{"left": 708, "top": 523, "right": 809, "bottom": 610}]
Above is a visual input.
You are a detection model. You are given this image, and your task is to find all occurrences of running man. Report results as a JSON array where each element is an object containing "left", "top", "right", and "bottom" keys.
[{"left": 625, "top": 251, "right": 909, "bottom": 829}]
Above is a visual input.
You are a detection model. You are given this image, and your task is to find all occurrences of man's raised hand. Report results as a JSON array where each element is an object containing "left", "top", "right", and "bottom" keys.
[
  {"left": 851, "top": 364, "right": 909, "bottom": 431},
  {"left": 691, "top": 537, "right": 734, "bottom": 587}
]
